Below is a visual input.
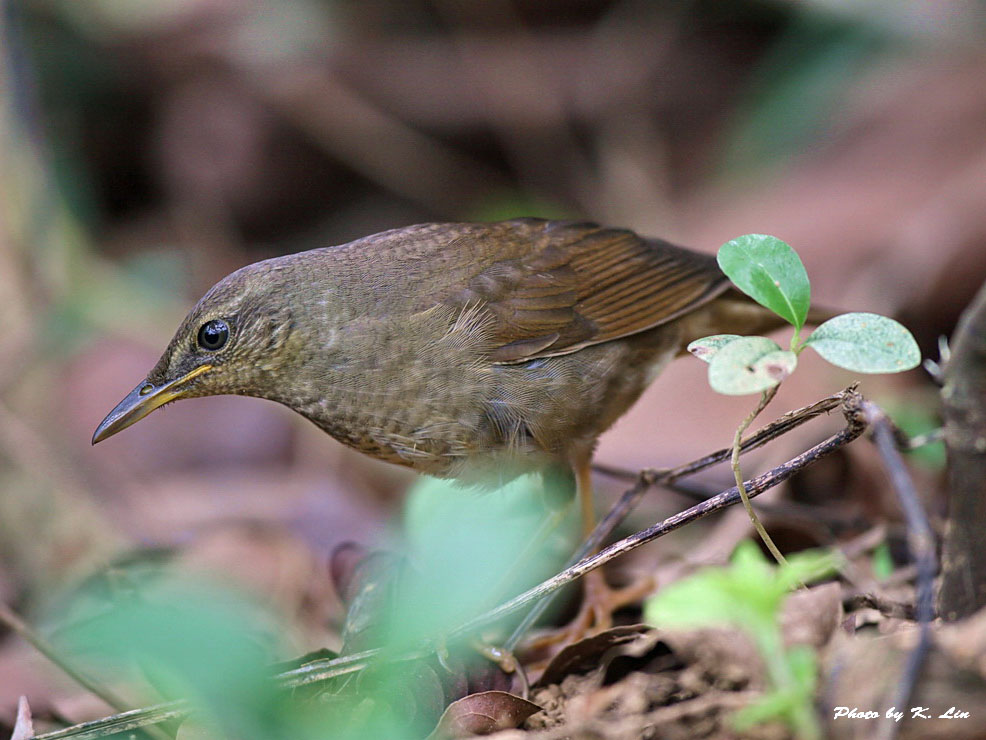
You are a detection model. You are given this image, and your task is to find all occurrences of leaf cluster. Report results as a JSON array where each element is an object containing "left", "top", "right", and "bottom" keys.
[{"left": 690, "top": 234, "right": 920, "bottom": 394}]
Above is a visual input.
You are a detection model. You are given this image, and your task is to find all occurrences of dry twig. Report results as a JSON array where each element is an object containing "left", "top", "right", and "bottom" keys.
[{"left": 33, "top": 387, "right": 868, "bottom": 740}]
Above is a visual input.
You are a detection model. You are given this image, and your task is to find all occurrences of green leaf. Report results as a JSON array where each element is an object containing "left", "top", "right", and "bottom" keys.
[
  {"left": 775, "top": 550, "right": 841, "bottom": 591},
  {"left": 871, "top": 543, "right": 894, "bottom": 581},
  {"left": 717, "top": 234, "right": 811, "bottom": 329},
  {"left": 804, "top": 312, "right": 920, "bottom": 373},
  {"left": 644, "top": 569, "right": 750, "bottom": 630},
  {"left": 52, "top": 576, "right": 285, "bottom": 737},
  {"left": 687, "top": 334, "right": 742, "bottom": 363},
  {"left": 645, "top": 542, "right": 785, "bottom": 632},
  {"left": 732, "top": 647, "right": 819, "bottom": 732},
  {"left": 708, "top": 336, "right": 797, "bottom": 395},
  {"left": 645, "top": 541, "right": 829, "bottom": 740},
  {"left": 400, "top": 474, "right": 571, "bottom": 645}
]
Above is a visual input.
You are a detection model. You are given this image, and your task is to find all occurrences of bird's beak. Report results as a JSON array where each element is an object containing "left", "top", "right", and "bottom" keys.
[{"left": 91, "top": 364, "right": 214, "bottom": 444}]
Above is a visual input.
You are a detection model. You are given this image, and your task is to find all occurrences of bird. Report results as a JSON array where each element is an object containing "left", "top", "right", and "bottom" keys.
[{"left": 92, "top": 218, "right": 792, "bottom": 638}]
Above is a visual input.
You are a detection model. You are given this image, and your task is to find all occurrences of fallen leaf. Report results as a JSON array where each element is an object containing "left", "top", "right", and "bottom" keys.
[
  {"left": 428, "top": 691, "right": 541, "bottom": 738},
  {"left": 536, "top": 625, "right": 653, "bottom": 688}
]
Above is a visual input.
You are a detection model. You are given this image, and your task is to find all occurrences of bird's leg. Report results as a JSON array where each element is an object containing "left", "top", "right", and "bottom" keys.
[{"left": 526, "top": 456, "right": 655, "bottom": 649}]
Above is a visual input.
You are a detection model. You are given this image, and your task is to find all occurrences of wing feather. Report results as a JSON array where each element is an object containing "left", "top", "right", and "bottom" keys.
[{"left": 438, "top": 219, "right": 729, "bottom": 363}]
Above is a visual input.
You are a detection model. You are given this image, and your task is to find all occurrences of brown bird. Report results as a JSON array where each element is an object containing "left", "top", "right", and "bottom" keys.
[{"left": 92, "top": 219, "right": 788, "bottom": 636}]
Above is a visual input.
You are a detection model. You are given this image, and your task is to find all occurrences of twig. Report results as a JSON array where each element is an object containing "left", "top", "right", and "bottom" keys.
[
  {"left": 449, "top": 390, "right": 866, "bottom": 641},
  {"left": 31, "top": 702, "right": 187, "bottom": 740},
  {"left": 592, "top": 386, "right": 852, "bottom": 482},
  {"left": 863, "top": 402, "right": 936, "bottom": 740},
  {"left": 33, "top": 388, "right": 867, "bottom": 740},
  {"left": 501, "top": 386, "right": 853, "bottom": 651}
]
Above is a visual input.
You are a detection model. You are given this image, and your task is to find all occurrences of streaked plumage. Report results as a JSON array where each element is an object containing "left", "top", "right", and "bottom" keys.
[{"left": 94, "top": 219, "right": 783, "bottom": 483}]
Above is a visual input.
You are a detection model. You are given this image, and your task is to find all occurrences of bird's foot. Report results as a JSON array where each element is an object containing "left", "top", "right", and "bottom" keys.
[
  {"left": 471, "top": 640, "right": 530, "bottom": 698},
  {"left": 524, "top": 569, "right": 655, "bottom": 653}
]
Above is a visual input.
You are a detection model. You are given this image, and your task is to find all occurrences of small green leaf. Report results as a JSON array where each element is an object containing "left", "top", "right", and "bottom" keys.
[
  {"left": 718, "top": 234, "right": 811, "bottom": 329},
  {"left": 871, "top": 542, "right": 894, "bottom": 581},
  {"left": 645, "top": 542, "right": 830, "bottom": 740},
  {"left": 804, "top": 312, "right": 920, "bottom": 373},
  {"left": 687, "top": 334, "right": 743, "bottom": 363},
  {"left": 645, "top": 541, "right": 836, "bottom": 633},
  {"left": 733, "top": 647, "right": 819, "bottom": 732},
  {"left": 776, "top": 550, "right": 841, "bottom": 591},
  {"left": 708, "top": 336, "right": 797, "bottom": 395},
  {"left": 643, "top": 570, "right": 747, "bottom": 630}
]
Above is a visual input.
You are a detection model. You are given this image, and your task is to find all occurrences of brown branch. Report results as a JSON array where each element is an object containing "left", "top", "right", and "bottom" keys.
[
  {"left": 33, "top": 387, "right": 867, "bottom": 740},
  {"left": 862, "top": 401, "right": 937, "bottom": 740},
  {"left": 593, "top": 385, "right": 852, "bottom": 482},
  {"left": 939, "top": 279, "right": 986, "bottom": 621},
  {"left": 447, "top": 389, "right": 866, "bottom": 643},
  {"left": 501, "top": 386, "right": 853, "bottom": 651}
]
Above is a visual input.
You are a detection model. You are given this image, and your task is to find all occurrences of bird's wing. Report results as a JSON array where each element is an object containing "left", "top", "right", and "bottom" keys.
[{"left": 444, "top": 219, "right": 731, "bottom": 363}]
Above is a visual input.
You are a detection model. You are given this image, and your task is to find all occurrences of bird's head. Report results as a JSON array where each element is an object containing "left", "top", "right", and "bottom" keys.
[{"left": 92, "top": 258, "right": 309, "bottom": 444}]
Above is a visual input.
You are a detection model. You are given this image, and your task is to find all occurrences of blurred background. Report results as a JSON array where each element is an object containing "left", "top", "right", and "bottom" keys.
[{"left": 2, "top": 0, "right": 986, "bottom": 728}]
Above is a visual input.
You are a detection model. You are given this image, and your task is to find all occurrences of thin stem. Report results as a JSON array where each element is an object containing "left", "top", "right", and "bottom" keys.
[
  {"left": 790, "top": 328, "right": 803, "bottom": 353},
  {"left": 731, "top": 386, "right": 788, "bottom": 567}
]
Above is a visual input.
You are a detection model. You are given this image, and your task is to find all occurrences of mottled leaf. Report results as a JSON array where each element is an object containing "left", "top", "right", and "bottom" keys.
[
  {"left": 804, "top": 312, "right": 920, "bottom": 373},
  {"left": 687, "top": 334, "right": 743, "bottom": 363},
  {"left": 708, "top": 336, "right": 797, "bottom": 395}
]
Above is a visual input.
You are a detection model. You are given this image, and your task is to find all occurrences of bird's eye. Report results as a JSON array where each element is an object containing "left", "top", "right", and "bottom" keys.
[{"left": 197, "top": 319, "right": 230, "bottom": 351}]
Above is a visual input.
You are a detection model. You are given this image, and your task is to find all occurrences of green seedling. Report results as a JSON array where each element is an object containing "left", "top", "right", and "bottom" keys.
[
  {"left": 687, "top": 234, "right": 920, "bottom": 567},
  {"left": 688, "top": 233, "right": 920, "bottom": 394},
  {"left": 646, "top": 541, "right": 840, "bottom": 740}
]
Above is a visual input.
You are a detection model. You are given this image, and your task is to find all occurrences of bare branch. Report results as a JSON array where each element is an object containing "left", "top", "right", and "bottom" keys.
[
  {"left": 33, "top": 387, "right": 867, "bottom": 740},
  {"left": 939, "top": 279, "right": 986, "bottom": 620},
  {"left": 862, "top": 401, "right": 937, "bottom": 740}
]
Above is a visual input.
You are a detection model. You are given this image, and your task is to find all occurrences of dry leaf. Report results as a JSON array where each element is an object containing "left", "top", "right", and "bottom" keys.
[
  {"left": 536, "top": 625, "right": 654, "bottom": 688},
  {"left": 428, "top": 691, "right": 542, "bottom": 738}
]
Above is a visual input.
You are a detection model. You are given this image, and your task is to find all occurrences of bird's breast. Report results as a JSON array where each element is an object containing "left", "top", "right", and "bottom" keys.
[{"left": 285, "top": 307, "right": 510, "bottom": 476}]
